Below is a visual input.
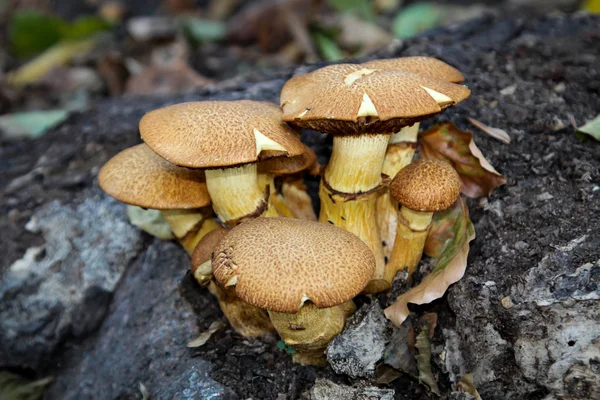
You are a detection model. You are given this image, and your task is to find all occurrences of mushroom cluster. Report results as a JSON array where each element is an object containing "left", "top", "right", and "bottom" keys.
[{"left": 98, "top": 56, "right": 469, "bottom": 365}]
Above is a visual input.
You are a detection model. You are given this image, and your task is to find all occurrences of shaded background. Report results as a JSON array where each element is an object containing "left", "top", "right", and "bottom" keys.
[{"left": 0, "top": 0, "right": 595, "bottom": 140}]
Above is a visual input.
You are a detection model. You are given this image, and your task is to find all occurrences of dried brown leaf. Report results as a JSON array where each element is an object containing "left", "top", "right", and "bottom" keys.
[
  {"left": 420, "top": 122, "right": 506, "bottom": 198},
  {"left": 186, "top": 321, "right": 225, "bottom": 348},
  {"left": 457, "top": 373, "right": 482, "bottom": 400},
  {"left": 467, "top": 117, "right": 511, "bottom": 144}
]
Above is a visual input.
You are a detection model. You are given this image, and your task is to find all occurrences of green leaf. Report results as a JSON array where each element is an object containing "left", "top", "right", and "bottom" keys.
[
  {"left": 577, "top": 114, "right": 600, "bottom": 141},
  {"left": 179, "top": 17, "right": 226, "bottom": 43},
  {"left": 327, "top": 0, "right": 376, "bottom": 22},
  {"left": 392, "top": 2, "right": 444, "bottom": 39},
  {"left": 62, "top": 16, "right": 113, "bottom": 40},
  {"left": 0, "top": 109, "right": 69, "bottom": 139},
  {"left": 8, "top": 11, "right": 66, "bottom": 58},
  {"left": 8, "top": 11, "right": 112, "bottom": 59},
  {"left": 313, "top": 32, "right": 344, "bottom": 61}
]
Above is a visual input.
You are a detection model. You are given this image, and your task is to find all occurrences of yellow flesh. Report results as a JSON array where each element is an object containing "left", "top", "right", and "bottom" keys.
[{"left": 205, "top": 164, "right": 278, "bottom": 226}]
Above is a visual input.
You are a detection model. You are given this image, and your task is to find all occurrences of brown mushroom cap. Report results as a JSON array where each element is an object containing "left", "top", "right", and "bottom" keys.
[
  {"left": 280, "top": 63, "right": 470, "bottom": 135},
  {"left": 98, "top": 144, "right": 211, "bottom": 210},
  {"left": 140, "top": 100, "right": 305, "bottom": 169},
  {"left": 212, "top": 217, "right": 375, "bottom": 313},
  {"left": 362, "top": 57, "right": 465, "bottom": 83},
  {"left": 190, "top": 227, "right": 229, "bottom": 274},
  {"left": 258, "top": 145, "right": 318, "bottom": 175},
  {"left": 390, "top": 159, "right": 461, "bottom": 212}
]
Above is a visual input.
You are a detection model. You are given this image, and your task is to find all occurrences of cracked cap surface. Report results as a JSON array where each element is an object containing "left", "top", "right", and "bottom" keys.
[
  {"left": 390, "top": 159, "right": 461, "bottom": 212},
  {"left": 280, "top": 63, "right": 470, "bottom": 135},
  {"left": 362, "top": 56, "right": 465, "bottom": 83},
  {"left": 140, "top": 100, "right": 305, "bottom": 169},
  {"left": 98, "top": 144, "right": 211, "bottom": 210},
  {"left": 212, "top": 217, "right": 375, "bottom": 313}
]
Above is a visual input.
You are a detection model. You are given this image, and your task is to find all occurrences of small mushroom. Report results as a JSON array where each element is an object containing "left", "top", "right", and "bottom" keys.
[
  {"left": 362, "top": 57, "right": 466, "bottom": 262},
  {"left": 212, "top": 217, "right": 375, "bottom": 365},
  {"left": 385, "top": 159, "right": 461, "bottom": 282},
  {"left": 140, "top": 100, "right": 305, "bottom": 226},
  {"left": 280, "top": 63, "right": 469, "bottom": 293},
  {"left": 98, "top": 144, "right": 219, "bottom": 254},
  {"left": 258, "top": 144, "right": 319, "bottom": 220},
  {"left": 190, "top": 227, "right": 275, "bottom": 338}
]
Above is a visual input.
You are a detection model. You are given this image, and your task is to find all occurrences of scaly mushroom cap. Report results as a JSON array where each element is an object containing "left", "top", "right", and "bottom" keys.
[
  {"left": 280, "top": 63, "right": 470, "bottom": 135},
  {"left": 140, "top": 100, "right": 306, "bottom": 169},
  {"left": 390, "top": 159, "right": 461, "bottom": 212},
  {"left": 190, "top": 227, "right": 229, "bottom": 274},
  {"left": 362, "top": 57, "right": 465, "bottom": 83},
  {"left": 98, "top": 144, "right": 211, "bottom": 210},
  {"left": 212, "top": 217, "right": 375, "bottom": 313},
  {"left": 258, "top": 145, "right": 318, "bottom": 175}
]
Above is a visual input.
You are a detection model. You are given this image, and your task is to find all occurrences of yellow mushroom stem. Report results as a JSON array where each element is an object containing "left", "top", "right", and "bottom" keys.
[
  {"left": 385, "top": 206, "right": 433, "bottom": 283},
  {"left": 205, "top": 163, "right": 279, "bottom": 226},
  {"left": 161, "top": 207, "right": 220, "bottom": 255},
  {"left": 257, "top": 173, "right": 296, "bottom": 218},
  {"left": 208, "top": 282, "right": 275, "bottom": 338},
  {"left": 269, "top": 301, "right": 356, "bottom": 365},
  {"left": 281, "top": 178, "right": 317, "bottom": 221},
  {"left": 321, "top": 133, "right": 390, "bottom": 293},
  {"left": 377, "top": 123, "right": 420, "bottom": 260}
]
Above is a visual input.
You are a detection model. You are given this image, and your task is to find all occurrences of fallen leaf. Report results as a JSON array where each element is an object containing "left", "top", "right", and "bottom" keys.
[
  {"left": 392, "top": 3, "right": 444, "bottom": 39},
  {"left": 467, "top": 117, "right": 511, "bottom": 144},
  {"left": 385, "top": 197, "right": 475, "bottom": 327},
  {"left": 384, "top": 319, "right": 418, "bottom": 376},
  {"left": 6, "top": 36, "right": 100, "bottom": 87},
  {"left": 0, "top": 370, "right": 53, "bottom": 400},
  {"left": 187, "top": 321, "right": 226, "bottom": 348},
  {"left": 420, "top": 122, "right": 506, "bottom": 198},
  {"left": 179, "top": 17, "right": 227, "bottom": 43},
  {"left": 577, "top": 114, "right": 600, "bottom": 141},
  {"left": 8, "top": 11, "right": 112, "bottom": 59},
  {"left": 457, "top": 373, "right": 482, "bottom": 400},
  {"left": 327, "top": 0, "right": 376, "bottom": 22},
  {"left": 415, "top": 323, "right": 441, "bottom": 396},
  {"left": 226, "top": 0, "right": 314, "bottom": 52},
  {"left": 337, "top": 14, "right": 393, "bottom": 55},
  {"left": 313, "top": 31, "right": 344, "bottom": 61},
  {"left": 0, "top": 109, "right": 69, "bottom": 139},
  {"left": 8, "top": 10, "right": 65, "bottom": 58},
  {"left": 419, "top": 313, "right": 437, "bottom": 339},
  {"left": 125, "top": 61, "right": 211, "bottom": 96}
]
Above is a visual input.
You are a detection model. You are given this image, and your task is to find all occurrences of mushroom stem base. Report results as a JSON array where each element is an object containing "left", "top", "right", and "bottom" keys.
[
  {"left": 269, "top": 301, "right": 355, "bottom": 366},
  {"left": 385, "top": 207, "right": 433, "bottom": 283},
  {"left": 378, "top": 142, "right": 418, "bottom": 260},
  {"left": 319, "top": 181, "right": 387, "bottom": 293},
  {"left": 209, "top": 283, "right": 275, "bottom": 338}
]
